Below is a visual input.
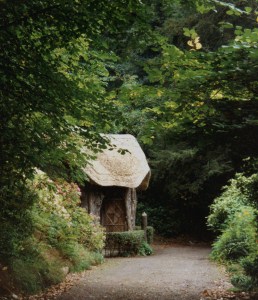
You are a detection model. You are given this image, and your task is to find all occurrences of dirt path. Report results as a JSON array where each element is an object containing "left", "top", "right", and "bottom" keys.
[{"left": 57, "top": 244, "right": 232, "bottom": 300}]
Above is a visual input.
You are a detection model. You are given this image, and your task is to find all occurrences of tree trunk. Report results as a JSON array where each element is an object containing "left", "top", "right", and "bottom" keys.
[
  {"left": 88, "top": 191, "right": 104, "bottom": 219},
  {"left": 131, "top": 188, "right": 137, "bottom": 229},
  {"left": 125, "top": 188, "right": 137, "bottom": 231},
  {"left": 80, "top": 186, "right": 104, "bottom": 221}
]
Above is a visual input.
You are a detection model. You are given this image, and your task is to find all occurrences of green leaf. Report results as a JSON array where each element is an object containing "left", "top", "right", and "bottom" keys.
[
  {"left": 219, "top": 22, "right": 233, "bottom": 29},
  {"left": 244, "top": 7, "right": 252, "bottom": 14},
  {"left": 226, "top": 10, "right": 234, "bottom": 15},
  {"left": 183, "top": 28, "right": 191, "bottom": 37}
]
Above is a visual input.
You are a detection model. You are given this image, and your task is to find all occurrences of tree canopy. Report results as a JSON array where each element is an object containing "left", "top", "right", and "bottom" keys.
[
  {"left": 0, "top": 0, "right": 257, "bottom": 291},
  {"left": 0, "top": 0, "right": 150, "bottom": 259},
  {"left": 0, "top": 0, "right": 149, "bottom": 183},
  {"left": 113, "top": 0, "right": 258, "bottom": 235}
]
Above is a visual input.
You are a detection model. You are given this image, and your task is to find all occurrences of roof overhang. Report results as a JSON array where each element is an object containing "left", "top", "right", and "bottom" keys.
[{"left": 82, "top": 134, "right": 151, "bottom": 190}]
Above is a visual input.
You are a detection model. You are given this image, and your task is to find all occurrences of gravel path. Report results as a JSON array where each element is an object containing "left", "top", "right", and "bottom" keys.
[{"left": 57, "top": 244, "right": 232, "bottom": 300}]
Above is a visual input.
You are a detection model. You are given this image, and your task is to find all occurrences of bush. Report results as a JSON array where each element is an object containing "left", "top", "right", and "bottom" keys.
[
  {"left": 0, "top": 182, "right": 36, "bottom": 261},
  {"left": 138, "top": 241, "right": 153, "bottom": 256},
  {"left": 11, "top": 239, "right": 65, "bottom": 294},
  {"left": 241, "top": 253, "right": 258, "bottom": 288},
  {"left": 31, "top": 171, "right": 105, "bottom": 252},
  {"left": 207, "top": 174, "right": 253, "bottom": 233},
  {"left": 3, "top": 171, "right": 105, "bottom": 294},
  {"left": 57, "top": 241, "right": 103, "bottom": 272},
  {"left": 134, "top": 226, "right": 154, "bottom": 244},
  {"left": 12, "top": 256, "right": 65, "bottom": 294},
  {"left": 231, "top": 274, "right": 253, "bottom": 291},
  {"left": 211, "top": 206, "right": 257, "bottom": 262},
  {"left": 104, "top": 230, "right": 153, "bottom": 257},
  {"left": 208, "top": 173, "right": 258, "bottom": 291}
]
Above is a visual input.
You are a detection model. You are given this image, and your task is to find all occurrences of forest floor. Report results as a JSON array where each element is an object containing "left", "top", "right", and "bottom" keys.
[{"left": 3, "top": 239, "right": 257, "bottom": 300}]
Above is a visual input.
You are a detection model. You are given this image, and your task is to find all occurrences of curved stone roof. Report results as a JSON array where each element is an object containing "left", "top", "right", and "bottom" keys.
[{"left": 82, "top": 134, "right": 151, "bottom": 190}]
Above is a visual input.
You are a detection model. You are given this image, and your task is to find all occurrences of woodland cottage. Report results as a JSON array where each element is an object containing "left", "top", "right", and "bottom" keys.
[{"left": 80, "top": 134, "right": 151, "bottom": 232}]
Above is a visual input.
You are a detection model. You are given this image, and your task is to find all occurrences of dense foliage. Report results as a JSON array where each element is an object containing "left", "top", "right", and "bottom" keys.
[
  {"left": 0, "top": 0, "right": 151, "bottom": 293},
  {"left": 208, "top": 173, "right": 258, "bottom": 290},
  {"left": 0, "top": 0, "right": 257, "bottom": 294},
  {"left": 0, "top": 0, "right": 146, "bottom": 259},
  {"left": 116, "top": 0, "right": 258, "bottom": 237},
  {"left": 7, "top": 171, "right": 104, "bottom": 293}
]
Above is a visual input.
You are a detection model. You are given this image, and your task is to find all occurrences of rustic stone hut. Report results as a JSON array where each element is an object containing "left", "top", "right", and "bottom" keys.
[{"left": 80, "top": 134, "right": 151, "bottom": 232}]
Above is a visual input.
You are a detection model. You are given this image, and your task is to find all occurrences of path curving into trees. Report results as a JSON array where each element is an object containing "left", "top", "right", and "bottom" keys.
[{"left": 57, "top": 243, "right": 232, "bottom": 300}]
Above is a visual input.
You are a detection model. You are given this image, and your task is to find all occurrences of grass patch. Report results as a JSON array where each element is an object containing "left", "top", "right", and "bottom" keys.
[
  {"left": 57, "top": 241, "right": 103, "bottom": 272},
  {"left": 12, "top": 256, "right": 65, "bottom": 294}
]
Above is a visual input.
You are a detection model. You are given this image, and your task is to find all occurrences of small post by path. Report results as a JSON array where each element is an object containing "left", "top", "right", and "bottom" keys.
[{"left": 141, "top": 212, "right": 147, "bottom": 242}]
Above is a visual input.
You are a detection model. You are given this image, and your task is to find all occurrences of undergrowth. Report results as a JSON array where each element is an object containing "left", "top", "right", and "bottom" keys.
[
  {"left": 2, "top": 171, "right": 105, "bottom": 294},
  {"left": 208, "top": 173, "right": 258, "bottom": 291}
]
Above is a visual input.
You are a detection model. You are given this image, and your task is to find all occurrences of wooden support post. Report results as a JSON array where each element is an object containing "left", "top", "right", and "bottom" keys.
[
  {"left": 125, "top": 188, "right": 133, "bottom": 231},
  {"left": 141, "top": 212, "right": 147, "bottom": 242}
]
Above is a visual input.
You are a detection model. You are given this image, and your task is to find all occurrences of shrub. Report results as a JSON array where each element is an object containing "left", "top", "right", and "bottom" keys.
[
  {"left": 211, "top": 206, "right": 257, "bottom": 262},
  {"left": 231, "top": 274, "right": 253, "bottom": 291},
  {"left": 31, "top": 171, "right": 105, "bottom": 252},
  {"left": 5, "top": 171, "right": 105, "bottom": 294},
  {"left": 11, "top": 239, "right": 65, "bottom": 294},
  {"left": 104, "top": 230, "right": 153, "bottom": 257},
  {"left": 134, "top": 226, "right": 154, "bottom": 244},
  {"left": 12, "top": 256, "right": 65, "bottom": 294},
  {"left": 69, "top": 207, "right": 105, "bottom": 252},
  {"left": 57, "top": 241, "right": 103, "bottom": 272},
  {"left": 209, "top": 173, "right": 258, "bottom": 291},
  {"left": 207, "top": 174, "right": 253, "bottom": 233},
  {"left": 138, "top": 241, "right": 153, "bottom": 256},
  {"left": 241, "top": 253, "right": 258, "bottom": 288},
  {"left": 0, "top": 182, "right": 36, "bottom": 261}
]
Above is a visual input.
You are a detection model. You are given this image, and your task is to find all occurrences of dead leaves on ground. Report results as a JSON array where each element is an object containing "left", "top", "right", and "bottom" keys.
[{"left": 201, "top": 289, "right": 258, "bottom": 300}]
